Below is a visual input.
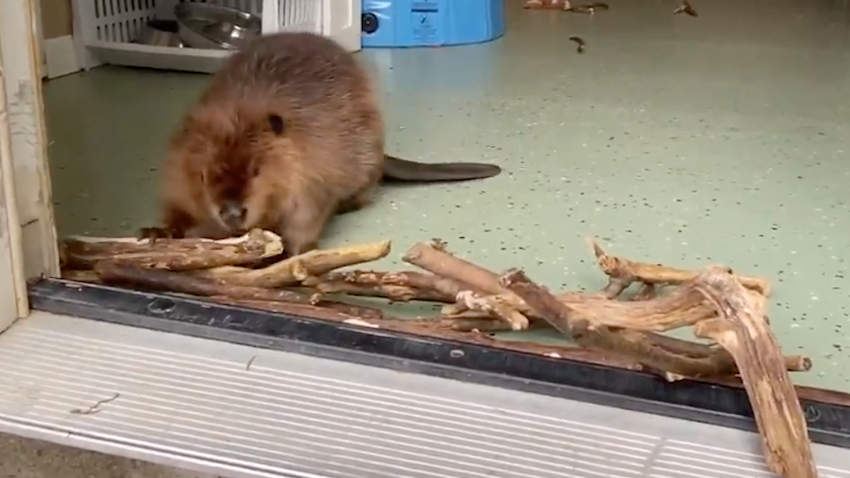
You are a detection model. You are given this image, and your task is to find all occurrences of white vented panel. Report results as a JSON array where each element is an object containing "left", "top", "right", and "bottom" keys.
[
  {"left": 90, "top": 0, "right": 159, "bottom": 43},
  {"left": 70, "top": 0, "right": 327, "bottom": 72}
]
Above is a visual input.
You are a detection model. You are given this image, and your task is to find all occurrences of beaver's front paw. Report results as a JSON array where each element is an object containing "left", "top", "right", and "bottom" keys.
[{"left": 137, "top": 226, "right": 184, "bottom": 245}]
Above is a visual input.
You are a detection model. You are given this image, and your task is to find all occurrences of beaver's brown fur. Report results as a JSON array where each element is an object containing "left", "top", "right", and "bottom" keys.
[{"left": 145, "top": 32, "right": 501, "bottom": 255}]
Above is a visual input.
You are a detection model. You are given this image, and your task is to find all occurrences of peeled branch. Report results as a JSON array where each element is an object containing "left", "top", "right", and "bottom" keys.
[
  {"left": 199, "top": 240, "right": 392, "bottom": 288},
  {"left": 60, "top": 229, "right": 283, "bottom": 271},
  {"left": 693, "top": 267, "right": 816, "bottom": 478},
  {"left": 302, "top": 270, "right": 461, "bottom": 303},
  {"left": 587, "top": 237, "right": 771, "bottom": 297}
]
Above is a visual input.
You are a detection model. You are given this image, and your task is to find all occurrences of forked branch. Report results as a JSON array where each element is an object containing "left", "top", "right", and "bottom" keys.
[{"left": 693, "top": 267, "right": 816, "bottom": 478}]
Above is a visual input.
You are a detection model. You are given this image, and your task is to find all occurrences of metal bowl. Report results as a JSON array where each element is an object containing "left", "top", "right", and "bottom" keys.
[
  {"left": 132, "top": 19, "right": 183, "bottom": 47},
  {"left": 174, "top": 3, "right": 261, "bottom": 51}
]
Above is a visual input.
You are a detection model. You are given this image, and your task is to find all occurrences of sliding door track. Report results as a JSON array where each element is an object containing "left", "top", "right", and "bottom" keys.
[
  {"left": 2, "top": 310, "right": 847, "bottom": 478},
  {"left": 27, "top": 278, "right": 850, "bottom": 450}
]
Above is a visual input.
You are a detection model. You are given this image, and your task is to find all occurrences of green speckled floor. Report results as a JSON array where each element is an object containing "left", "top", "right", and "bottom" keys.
[{"left": 43, "top": 0, "right": 850, "bottom": 391}]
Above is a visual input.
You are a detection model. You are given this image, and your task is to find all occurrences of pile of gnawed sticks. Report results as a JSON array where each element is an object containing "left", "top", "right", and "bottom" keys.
[{"left": 59, "top": 229, "right": 819, "bottom": 478}]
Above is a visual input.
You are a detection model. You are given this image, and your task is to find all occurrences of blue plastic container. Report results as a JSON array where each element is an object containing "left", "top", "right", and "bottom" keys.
[{"left": 361, "top": 0, "right": 506, "bottom": 48}]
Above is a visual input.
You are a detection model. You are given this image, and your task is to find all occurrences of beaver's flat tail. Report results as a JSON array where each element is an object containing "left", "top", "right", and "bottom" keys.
[{"left": 381, "top": 155, "right": 502, "bottom": 182}]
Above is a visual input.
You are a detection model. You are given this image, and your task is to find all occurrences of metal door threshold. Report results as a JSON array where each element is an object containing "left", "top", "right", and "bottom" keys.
[{"left": 0, "top": 312, "right": 847, "bottom": 478}]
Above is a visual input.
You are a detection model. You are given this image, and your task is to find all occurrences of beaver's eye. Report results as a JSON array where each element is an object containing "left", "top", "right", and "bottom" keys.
[{"left": 268, "top": 114, "right": 285, "bottom": 135}]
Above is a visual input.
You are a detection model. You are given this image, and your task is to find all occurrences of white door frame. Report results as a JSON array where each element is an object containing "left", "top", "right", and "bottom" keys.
[
  {"left": 0, "top": 0, "right": 61, "bottom": 331},
  {"left": 0, "top": 51, "right": 30, "bottom": 331},
  {"left": 31, "top": 0, "right": 48, "bottom": 78}
]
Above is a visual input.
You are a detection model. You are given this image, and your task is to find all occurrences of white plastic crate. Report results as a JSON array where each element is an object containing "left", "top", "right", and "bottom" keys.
[{"left": 71, "top": 0, "right": 324, "bottom": 73}]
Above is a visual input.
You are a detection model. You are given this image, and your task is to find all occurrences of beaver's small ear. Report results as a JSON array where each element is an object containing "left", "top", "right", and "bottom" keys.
[{"left": 268, "top": 114, "right": 285, "bottom": 135}]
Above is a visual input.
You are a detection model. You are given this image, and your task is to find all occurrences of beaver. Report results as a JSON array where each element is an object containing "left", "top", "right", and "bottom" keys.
[{"left": 142, "top": 31, "right": 502, "bottom": 256}]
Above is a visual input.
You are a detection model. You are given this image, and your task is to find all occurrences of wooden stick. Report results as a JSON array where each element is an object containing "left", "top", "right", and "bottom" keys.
[
  {"left": 673, "top": 0, "right": 698, "bottom": 16},
  {"left": 60, "top": 229, "right": 283, "bottom": 271},
  {"left": 404, "top": 240, "right": 717, "bottom": 332},
  {"left": 94, "top": 261, "right": 383, "bottom": 320},
  {"left": 439, "top": 283, "right": 715, "bottom": 333},
  {"left": 403, "top": 241, "right": 504, "bottom": 295},
  {"left": 402, "top": 242, "right": 535, "bottom": 330},
  {"left": 61, "top": 269, "right": 101, "bottom": 283},
  {"left": 523, "top": 0, "right": 570, "bottom": 10},
  {"left": 302, "top": 270, "right": 462, "bottom": 303},
  {"left": 198, "top": 240, "right": 392, "bottom": 288},
  {"left": 454, "top": 291, "right": 529, "bottom": 331},
  {"left": 639, "top": 330, "right": 811, "bottom": 381},
  {"left": 693, "top": 267, "right": 816, "bottom": 478},
  {"left": 557, "top": 286, "right": 716, "bottom": 332},
  {"left": 205, "top": 296, "right": 383, "bottom": 322},
  {"left": 588, "top": 237, "right": 772, "bottom": 296},
  {"left": 498, "top": 268, "right": 805, "bottom": 379}
]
